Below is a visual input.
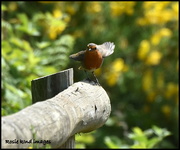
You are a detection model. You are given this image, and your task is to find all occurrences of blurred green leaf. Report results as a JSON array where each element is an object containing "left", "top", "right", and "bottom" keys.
[
  {"left": 16, "top": 14, "right": 40, "bottom": 36},
  {"left": 104, "top": 136, "right": 120, "bottom": 148},
  {"left": 1, "top": 4, "right": 7, "bottom": 11},
  {"left": 36, "top": 41, "right": 51, "bottom": 49},
  {"left": 152, "top": 125, "right": 171, "bottom": 138},
  {"left": 132, "top": 127, "right": 144, "bottom": 136},
  {"left": 129, "top": 127, "right": 148, "bottom": 143},
  {"left": 76, "top": 134, "right": 94, "bottom": 144},
  {"left": 147, "top": 137, "right": 160, "bottom": 148},
  {"left": 128, "top": 126, "right": 171, "bottom": 148}
]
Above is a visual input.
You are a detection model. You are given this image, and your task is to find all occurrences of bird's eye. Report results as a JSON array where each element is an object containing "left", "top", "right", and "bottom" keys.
[
  {"left": 87, "top": 44, "right": 96, "bottom": 51},
  {"left": 92, "top": 46, "right": 96, "bottom": 50}
]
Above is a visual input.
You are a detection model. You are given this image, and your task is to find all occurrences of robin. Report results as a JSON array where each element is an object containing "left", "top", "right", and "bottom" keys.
[{"left": 69, "top": 42, "right": 115, "bottom": 85}]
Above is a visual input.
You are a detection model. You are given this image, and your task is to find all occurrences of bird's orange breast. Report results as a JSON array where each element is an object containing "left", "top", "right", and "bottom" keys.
[{"left": 83, "top": 50, "right": 103, "bottom": 71}]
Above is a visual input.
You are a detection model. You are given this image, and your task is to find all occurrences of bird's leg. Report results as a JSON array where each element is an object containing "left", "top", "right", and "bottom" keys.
[
  {"left": 84, "top": 70, "right": 91, "bottom": 81},
  {"left": 92, "top": 71, "right": 101, "bottom": 86}
]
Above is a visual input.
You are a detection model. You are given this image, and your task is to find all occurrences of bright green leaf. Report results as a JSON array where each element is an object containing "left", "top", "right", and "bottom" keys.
[
  {"left": 147, "top": 137, "right": 160, "bottom": 148},
  {"left": 104, "top": 137, "right": 120, "bottom": 148}
]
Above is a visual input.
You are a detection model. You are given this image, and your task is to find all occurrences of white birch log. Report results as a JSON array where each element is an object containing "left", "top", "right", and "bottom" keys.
[{"left": 1, "top": 81, "right": 111, "bottom": 148}]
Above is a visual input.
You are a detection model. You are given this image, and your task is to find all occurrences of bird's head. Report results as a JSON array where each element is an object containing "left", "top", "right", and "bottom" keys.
[{"left": 87, "top": 43, "right": 97, "bottom": 51}]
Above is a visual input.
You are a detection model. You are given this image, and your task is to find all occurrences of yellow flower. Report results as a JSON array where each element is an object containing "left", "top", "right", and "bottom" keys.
[
  {"left": 48, "top": 22, "right": 66, "bottom": 40},
  {"left": 145, "top": 50, "right": 162, "bottom": 65},
  {"left": 137, "top": 2, "right": 178, "bottom": 25},
  {"left": 66, "top": 5, "right": 76, "bottom": 15},
  {"left": 159, "top": 28, "right": 172, "bottom": 37},
  {"left": 53, "top": 9, "right": 71, "bottom": 22},
  {"left": 161, "top": 105, "right": 171, "bottom": 118},
  {"left": 143, "top": 2, "right": 158, "bottom": 10},
  {"left": 160, "top": 10, "right": 173, "bottom": 23},
  {"left": 150, "top": 33, "right": 161, "bottom": 46},
  {"left": 138, "top": 40, "right": 150, "bottom": 60},
  {"left": 44, "top": 11, "right": 67, "bottom": 40},
  {"left": 72, "top": 30, "right": 84, "bottom": 38},
  {"left": 171, "top": 2, "right": 179, "bottom": 21},
  {"left": 151, "top": 28, "right": 172, "bottom": 45},
  {"left": 53, "top": 9, "right": 63, "bottom": 18},
  {"left": 154, "top": 2, "right": 171, "bottom": 11},
  {"left": 86, "top": 2, "right": 102, "bottom": 13},
  {"left": 112, "top": 58, "right": 125, "bottom": 72},
  {"left": 106, "top": 73, "right": 120, "bottom": 87},
  {"left": 165, "top": 82, "right": 178, "bottom": 99},
  {"left": 142, "top": 69, "right": 153, "bottom": 92},
  {"left": 110, "top": 2, "right": 136, "bottom": 17},
  {"left": 105, "top": 58, "right": 128, "bottom": 86},
  {"left": 28, "top": 146, "right": 33, "bottom": 149},
  {"left": 94, "top": 68, "right": 102, "bottom": 77},
  {"left": 147, "top": 91, "right": 157, "bottom": 103},
  {"left": 145, "top": 9, "right": 173, "bottom": 25},
  {"left": 8, "top": 2, "right": 18, "bottom": 11},
  {"left": 136, "top": 18, "right": 148, "bottom": 26}
]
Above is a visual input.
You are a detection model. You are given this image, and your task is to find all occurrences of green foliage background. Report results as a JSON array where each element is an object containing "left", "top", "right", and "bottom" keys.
[{"left": 1, "top": 1, "right": 178, "bottom": 148}]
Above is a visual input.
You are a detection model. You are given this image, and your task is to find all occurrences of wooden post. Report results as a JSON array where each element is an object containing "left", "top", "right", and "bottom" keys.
[
  {"left": 31, "top": 68, "right": 73, "bottom": 103},
  {"left": 2, "top": 68, "right": 111, "bottom": 149},
  {"left": 2, "top": 79, "right": 111, "bottom": 148},
  {"left": 31, "top": 68, "right": 75, "bottom": 148}
]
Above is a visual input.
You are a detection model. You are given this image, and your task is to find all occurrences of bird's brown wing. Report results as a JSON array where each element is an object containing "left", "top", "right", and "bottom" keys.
[
  {"left": 69, "top": 50, "right": 86, "bottom": 61},
  {"left": 97, "top": 42, "right": 115, "bottom": 58}
]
